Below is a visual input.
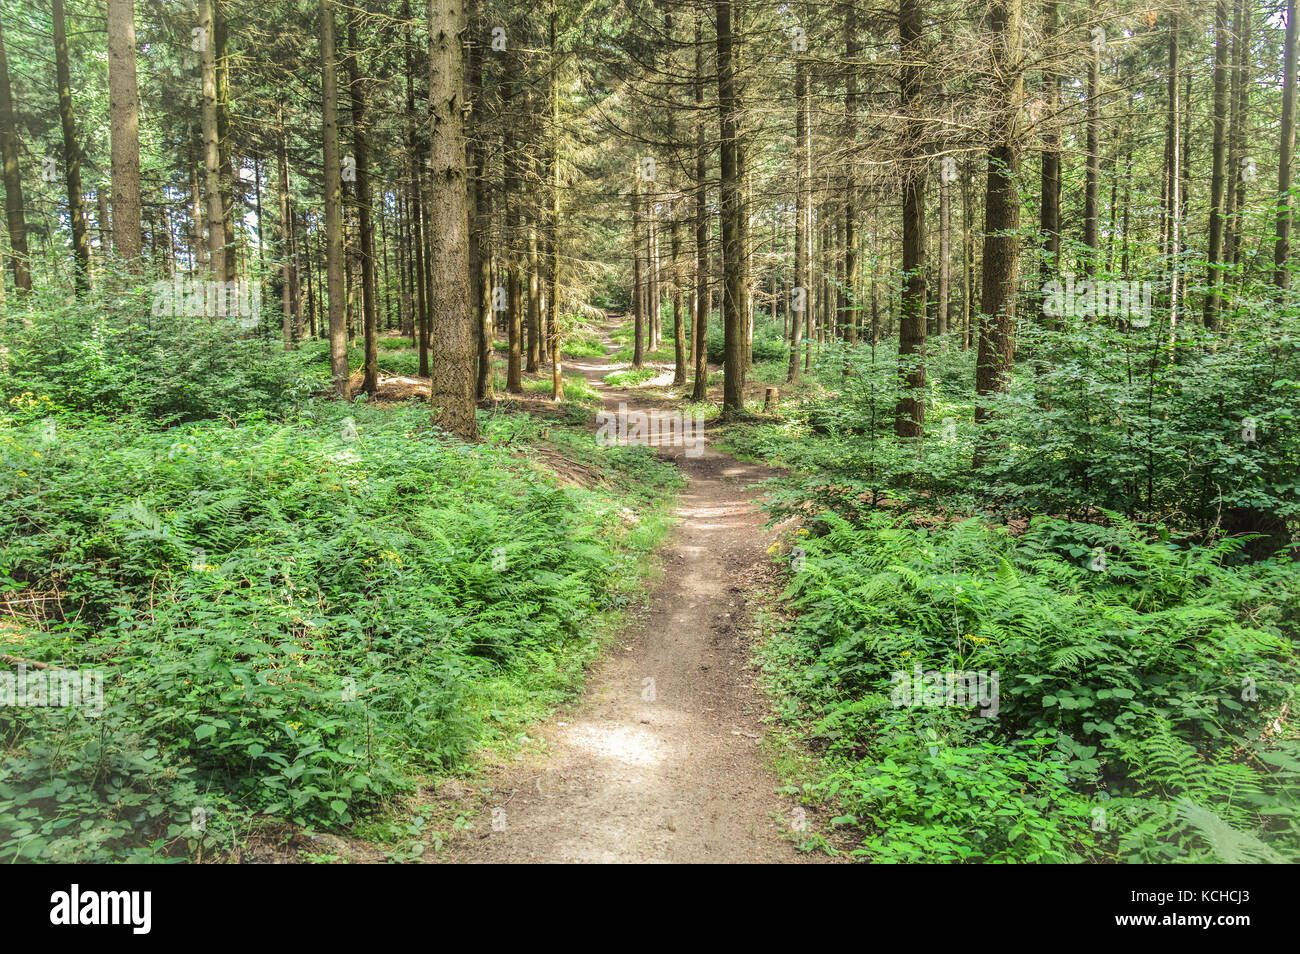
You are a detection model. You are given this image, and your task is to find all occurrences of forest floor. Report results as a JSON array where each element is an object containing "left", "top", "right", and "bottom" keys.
[{"left": 432, "top": 324, "right": 833, "bottom": 863}]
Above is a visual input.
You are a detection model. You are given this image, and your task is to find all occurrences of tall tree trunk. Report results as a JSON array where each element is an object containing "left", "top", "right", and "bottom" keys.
[
  {"left": 1166, "top": 16, "right": 1181, "bottom": 336},
  {"left": 672, "top": 208, "right": 686, "bottom": 385},
  {"left": 428, "top": 0, "right": 479, "bottom": 437},
  {"left": 0, "top": 18, "right": 31, "bottom": 295},
  {"left": 692, "top": 3, "right": 710, "bottom": 402},
  {"left": 548, "top": 0, "right": 563, "bottom": 401},
  {"left": 1083, "top": 0, "right": 1101, "bottom": 274},
  {"left": 633, "top": 178, "right": 645, "bottom": 367},
  {"left": 896, "top": 0, "right": 927, "bottom": 437},
  {"left": 468, "top": 2, "right": 494, "bottom": 402},
  {"left": 200, "top": 0, "right": 226, "bottom": 281},
  {"left": 1206, "top": 0, "right": 1230, "bottom": 328},
  {"left": 1276, "top": 0, "right": 1299, "bottom": 290},
  {"left": 403, "top": 1, "right": 430, "bottom": 376},
  {"left": 788, "top": 14, "right": 809, "bottom": 384},
  {"left": 843, "top": 0, "right": 858, "bottom": 347},
  {"left": 962, "top": 157, "right": 974, "bottom": 349},
  {"left": 1225, "top": 0, "right": 1250, "bottom": 270},
  {"left": 347, "top": 16, "right": 379, "bottom": 395},
  {"left": 527, "top": 224, "right": 540, "bottom": 370},
  {"left": 1038, "top": 0, "right": 1061, "bottom": 326},
  {"left": 974, "top": 0, "right": 1023, "bottom": 448},
  {"left": 648, "top": 192, "right": 659, "bottom": 352},
  {"left": 716, "top": 0, "right": 747, "bottom": 418},
  {"left": 504, "top": 57, "right": 523, "bottom": 393},
  {"left": 107, "top": 0, "right": 142, "bottom": 272},
  {"left": 53, "top": 0, "right": 89, "bottom": 294},
  {"left": 215, "top": 3, "right": 236, "bottom": 283},
  {"left": 277, "top": 102, "right": 296, "bottom": 349},
  {"left": 320, "top": 0, "right": 348, "bottom": 394}
]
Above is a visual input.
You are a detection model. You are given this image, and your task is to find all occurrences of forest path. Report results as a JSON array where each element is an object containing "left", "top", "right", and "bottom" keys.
[{"left": 442, "top": 321, "right": 827, "bottom": 863}]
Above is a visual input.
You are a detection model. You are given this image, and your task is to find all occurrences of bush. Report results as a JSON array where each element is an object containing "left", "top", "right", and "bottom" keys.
[{"left": 2, "top": 284, "right": 313, "bottom": 425}]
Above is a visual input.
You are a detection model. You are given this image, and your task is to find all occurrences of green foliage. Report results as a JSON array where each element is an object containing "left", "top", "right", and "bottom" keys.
[
  {"left": 761, "top": 510, "right": 1300, "bottom": 862},
  {"left": 731, "top": 309, "right": 1300, "bottom": 544},
  {"left": 0, "top": 399, "right": 679, "bottom": 861},
  {"left": 2, "top": 284, "right": 313, "bottom": 425}
]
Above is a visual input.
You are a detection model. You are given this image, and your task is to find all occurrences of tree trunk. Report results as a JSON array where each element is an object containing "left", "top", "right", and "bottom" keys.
[
  {"left": 974, "top": 0, "right": 1023, "bottom": 447},
  {"left": 672, "top": 209, "right": 686, "bottom": 385},
  {"left": 1166, "top": 16, "right": 1181, "bottom": 336},
  {"left": 53, "top": 0, "right": 89, "bottom": 294},
  {"left": 347, "top": 15, "right": 378, "bottom": 395},
  {"left": 788, "top": 19, "right": 809, "bottom": 384},
  {"left": 692, "top": 3, "right": 710, "bottom": 402},
  {"left": 320, "top": 0, "right": 348, "bottom": 394},
  {"left": 1206, "top": 0, "right": 1230, "bottom": 328},
  {"left": 215, "top": 3, "right": 236, "bottom": 282},
  {"left": 896, "top": 0, "right": 927, "bottom": 438},
  {"left": 1225, "top": 0, "right": 1250, "bottom": 271},
  {"left": 527, "top": 224, "right": 540, "bottom": 370},
  {"left": 1276, "top": 0, "right": 1299, "bottom": 290},
  {"left": 843, "top": 0, "right": 858, "bottom": 347},
  {"left": 0, "top": 19, "right": 31, "bottom": 295},
  {"left": 467, "top": 4, "right": 494, "bottom": 403},
  {"left": 549, "top": 0, "right": 563, "bottom": 401},
  {"left": 716, "top": 0, "right": 747, "bottom": 418},
  {"left": 427, "top": 0, "right": 479, "bottom": 437},
  {"left": 1039, "top": 0, "right": 1061, "bottom": 326},
  {"left": 107, "top": 0, "right": 142, "bottom": 271},
  {"left": 277, "top": 102, "right": 296, "bottom": 349},
  {"left": 633, "top": 179, "right": 644, "bottom": 368},
  {"left": 200, "top": 0, "right": 226, "bottom": 281},
  {"left": 1083, "top": 0, "right": 1101, "bottom": 274},
  {"left": 504, "top": 59, "right": 523, "bottom": 393}
]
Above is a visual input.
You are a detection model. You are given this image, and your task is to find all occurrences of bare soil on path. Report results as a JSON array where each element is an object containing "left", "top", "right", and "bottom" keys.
[{"left": 443, "top": 324, "right": 831, "bottom": 864}]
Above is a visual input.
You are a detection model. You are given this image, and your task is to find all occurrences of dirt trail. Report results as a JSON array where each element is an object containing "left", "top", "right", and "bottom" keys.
[{"left": 444, "top": 324, "right": 827, "bottom": 864}]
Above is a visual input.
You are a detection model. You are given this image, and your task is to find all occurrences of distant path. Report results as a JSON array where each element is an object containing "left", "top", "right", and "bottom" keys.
[{"left": 443, "top": 322, "right": 830, "bottom": 863}]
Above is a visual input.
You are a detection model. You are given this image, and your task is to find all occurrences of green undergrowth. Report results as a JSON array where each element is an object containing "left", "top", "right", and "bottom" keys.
[
  {"left": 0, "top": 398, "right": 680, "bottom": 862},
  {"left": 757, "top": 511, "right": 1300, "bottom": 863},
  {"left": 733, "top": 313, "right": 1300, "bottom": 863}
]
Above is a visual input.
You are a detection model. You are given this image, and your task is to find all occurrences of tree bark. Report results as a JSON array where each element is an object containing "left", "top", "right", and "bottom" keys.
[
  {"left": 1276, "top": 0, "right": 1299, "bottom": 290},
  {"left": 691, "top": 3, "right": 710, "bottom": 403},
  {"left": 896, "top": 0, "right": 927, "bottom": 438},
  {"left": 107, "top": 0, "right": 142, "bottom": 271},
  {"left": 716, "top": 0, "right": 747, "bottom": 418},
  {"left": 1083, "top": 0, "right": 1101, "bottom": 274},
  {"left": 788, "top": 16, "right": 809, "bottom": 384},
  {"left": 974, "top": 0, "right": 1023, "bottom": 447},
  {"left": 346, "top": 15, "right": 379, "bottom": 395},
  {"left": 0, "top": 18, "right": 31, "bottom": 295},
  {"left": 1206, "top": 0, "right": 1230, "bottom": 327},
  {"left": 1038, "top": 0, "right": 1060, "bottom": 326},
  {"left": 427, "top": 0, "right": 479, "bottom": 437},
  {"left": 53, "top": 0, "right": 89, "bottom": 294},
  {"left": 200, "top": 0, "right": 226, "bottom": 281},
  {"left": 320, "top": 0, "right": 348, "bottom": 394}
]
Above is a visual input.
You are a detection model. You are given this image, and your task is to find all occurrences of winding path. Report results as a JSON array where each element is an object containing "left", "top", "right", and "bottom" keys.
[{"left": 444, "top": 325, "right": 828, "bottom": 863}]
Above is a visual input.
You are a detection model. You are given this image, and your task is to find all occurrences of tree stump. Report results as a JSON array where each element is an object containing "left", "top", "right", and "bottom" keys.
[{"left": 763, "top": 387, "right": 779, "bottom": 412}]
